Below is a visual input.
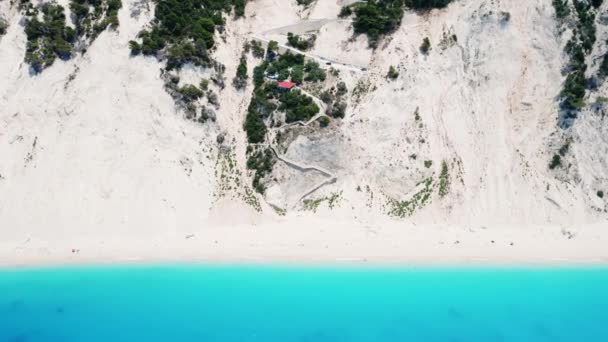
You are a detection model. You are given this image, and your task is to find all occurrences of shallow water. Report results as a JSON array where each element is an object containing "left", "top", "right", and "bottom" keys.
[{"left": 1, "top": 265, "right": 607, "bottom": 341}]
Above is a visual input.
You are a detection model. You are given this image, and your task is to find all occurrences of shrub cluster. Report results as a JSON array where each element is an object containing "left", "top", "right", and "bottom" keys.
[
  {"left": 343, "top": 0, "right": 454, "bottom": 47},
  {"left": 549, "top": 154, "right": 562, "bottom": 170},
  {"left": 573, "top": 0, "right": 596, "bottom": 53},
  {"left": 233, "top": 0, "right": 247, "bottom": 17},
  {"left": 244, "top": 82, "right": 276, "bottom": 143},
  {"left": 320, "top": 82, "right": 348, "bottom": 118},
  {"left": 244, "top": 52, "right": 326, "bottom": 142},
  {"left": 266, "top": 51, "right": 305, "bottom": 81},
  {"left": 70, "top": 0, "right": 122, "bottom": 39},
  {"left": 24, "top": 3, "right": 76, "bottom": 73},
  {"left": 549, "top": 140, "right": 571, "bottom": 170},
  {"left": 243, "top": 75, "right": 321, "bottom": 192},
  {"left": 438, "top": 161, "right": 450, "bottom": 197},
  {"left": 250, "top": 40, "right": 265, "bottom": 58},
  {"left": 279, "top": 89, "right": 320, "bottom": 123},
  {"left": 233, "top": 55, "right": 248, "bottom": 89},
  {"left": 351, "top": 0, "right": 405, "bottom": 48},
  {"left": 21, "top": 0, "right": 122, "bottom": 72},
  {"left": 264, "top": 50, "right": 326, "bottom": 84},
  {"left": 287, "top": 32, "right": 316, "bottom": 51},
  {"left": 562, "top": 45, "right": 586, "bottom": 110},
  {"left": 178, "top": 84, "right": 204, "bottom": 102},
  {"left": 553, "top": 0, "right": 571, "bottom": 19},
  {"left": 246, "top": 148, "right": 276, "bottom": 194},
  {"left": 129, "top": 0, "right": 245, "bottom": 69},
  {"left": 552, "top": 0, "right": 603, "bottom": 119},
  {"left": 303, "top": 60, "right": 326, "bottom": 82}
]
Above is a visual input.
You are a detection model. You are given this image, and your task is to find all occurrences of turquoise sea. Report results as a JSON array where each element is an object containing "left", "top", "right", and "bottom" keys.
[{"left": 1, "top": 265, "right": 607, "bottom": 341}]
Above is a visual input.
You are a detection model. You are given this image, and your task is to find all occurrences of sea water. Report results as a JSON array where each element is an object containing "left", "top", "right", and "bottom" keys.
[{"left": 1, "top": 265, "right": 607, "bottom": 341}]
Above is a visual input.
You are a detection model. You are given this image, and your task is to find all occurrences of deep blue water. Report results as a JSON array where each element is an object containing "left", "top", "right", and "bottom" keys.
[{"left": 1, "top": 265, "right": 608, "bottom": 341}]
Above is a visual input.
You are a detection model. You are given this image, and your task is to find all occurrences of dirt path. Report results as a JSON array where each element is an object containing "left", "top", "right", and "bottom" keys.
[{"left": 247, "top": 13, "right": 365, "bottom": 206}]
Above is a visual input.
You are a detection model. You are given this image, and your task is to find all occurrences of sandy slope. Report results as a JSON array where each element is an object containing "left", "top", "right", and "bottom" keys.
[
  {"left": 1, "top": 0, "right": 607, "bottom": 266},
  {"left": 0, "top": 1, "right": 217, "bottom": 238}
]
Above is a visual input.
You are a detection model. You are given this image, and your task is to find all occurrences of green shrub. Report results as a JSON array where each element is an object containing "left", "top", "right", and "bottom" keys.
[
  {"left": 562, "top": 68, "right": 586, "bottom": 110},
  {"left": 387, "top": 65, "right": 399, "bottom": 79},
  {"left": 244, "top": 110, "right": 267, "bottom": 143},
  {"left": 420, "top": 37, "right": 431, "bottom": 54},
  {"left": 320, "top": 90, "right": 333, "bottom": 104},
  {"left": 207, "top": 90, "right": 220, "bottom": 107},
  {"left": 267, "top": 40, "right": 279, "bottom": 56},
  {"left": 69, "top": 0, "right": 123, "bottom": 39},
  {"left": 291, "top": 65, "right": 304, "bottom": 84},
  {"left": 128, "top": 40, "right": 141, "bottom": 55},
  {"left": 247, "top": 148, "right": 276, "bottom": 194},
  {"left": 278, "top": 68, "right": 290, "bottom": 81},
  {"left": 250, "top": 40, "right": 265, "bottom": 58},
  {"left": 253, "top": 61, "right": 268, "bottom": 88},
  {"left": 0, "top": 19, "right": 8, "bottom": 36},
  {"left": 338, "top": 6, "right": 353, "bottom": 18},
  {"left": 438, "top": 161, "right": 450, "bottom": 197},
  {"left": 319, "top": 116, "right": 331, "bottom": 127},
  {"left": 549, "top": 154, "right": 562, "bottom": 170},
  {"left": 287, "top": 32, "right": 316, "bottom": 51},
  {"left": 330, "top": 101, "right": 347, "bottom": 118},
  {"left": 336, "top": 81, "right": 348, "bottom": 96},
  {"left": 552, "top": 0, "right": 571, "bottom": 18},
  {"left": 304, "top": 60, "right": 326, "bottom": 82},
  {"left": 558, "top": 140, "right": 571, "bottom": 156},
  {"left": 573, "top": 0, "right": 596, "bottom": 53},
  {"left": 178, "top": 84, "right": 204, "bottom": 102},
  {"left": 233, "top": 0, "right": 246, "bottom": 17},
  {"left": 233, "top": 55, "right": 248, "bottom": 89},
  {"left": 598, "top": 190, "right": 605, "bottom": 198}
]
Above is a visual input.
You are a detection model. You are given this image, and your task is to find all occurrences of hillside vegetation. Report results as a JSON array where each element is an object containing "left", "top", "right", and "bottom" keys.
[
  {"left": 20, "top": 0, "right": 123, "bottom": 72},
  {"left": 129, "top": 0, "right": 243, "bottom": 70},
  {"left": 340, "top": 0, "right": 455, "bottom": 47}
]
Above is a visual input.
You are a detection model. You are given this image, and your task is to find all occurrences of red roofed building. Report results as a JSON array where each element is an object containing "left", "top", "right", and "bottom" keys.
[{"left": 277, "top": 81, "right": 297, "bottom": 91}]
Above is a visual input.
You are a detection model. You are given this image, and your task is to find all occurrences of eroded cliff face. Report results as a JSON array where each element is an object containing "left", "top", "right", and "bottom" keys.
[{"left": 1, "top": 0, "right": 607, "bottom": 233}]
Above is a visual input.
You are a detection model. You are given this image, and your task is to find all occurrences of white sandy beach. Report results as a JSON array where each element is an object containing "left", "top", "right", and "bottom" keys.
[{"left": 2, "top": 212, "right": 607, "bottom": 267}]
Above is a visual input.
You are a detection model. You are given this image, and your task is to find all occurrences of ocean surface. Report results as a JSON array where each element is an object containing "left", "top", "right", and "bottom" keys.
[{"left": 1, "top": 265, "right": 607, "bottom": 341}]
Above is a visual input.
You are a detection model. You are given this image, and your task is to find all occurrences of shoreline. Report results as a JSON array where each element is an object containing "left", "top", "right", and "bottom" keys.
[
  {"left": 2, "top": 218, "right": 608, "bottom": 269},
  {"left": 3, "top": 256, "right": 608, "bottom": 271}
]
